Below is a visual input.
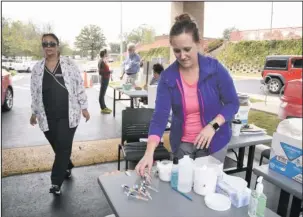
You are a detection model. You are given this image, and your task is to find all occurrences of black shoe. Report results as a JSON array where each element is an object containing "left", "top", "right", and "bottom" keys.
[
  {"left": 49, "top": 185, "right": 61, "bottom": 196},
  {"left": 65, "top": 169, "right": 72, "bottom": 179}
]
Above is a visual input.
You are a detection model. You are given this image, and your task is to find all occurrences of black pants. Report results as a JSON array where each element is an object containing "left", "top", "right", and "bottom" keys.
[
  {"left": 44, "top": 118, "right": 77, "bottom": 187},
  {"left": 99, "top": 77, "right": 109, "bottom": 109}
]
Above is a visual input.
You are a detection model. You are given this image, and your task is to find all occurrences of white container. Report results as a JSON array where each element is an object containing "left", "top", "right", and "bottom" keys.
[
  {"left": 194, "top": 156, "right": 223, "bottom": 178},
  {"left": 156, "top": 160, "right": 173, "bottom": 182},
  {"left": 235, "top": 103, "right": 251, "bottom": 126},
  {"left": 194, "top": 165, "right": 217, "bottom": 196},
  {"left": 177, "top": 155, "right": 194, "bottom": 193}
]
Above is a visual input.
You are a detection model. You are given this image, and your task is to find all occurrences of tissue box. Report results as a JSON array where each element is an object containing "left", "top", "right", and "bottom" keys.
[
  {"left": 216, "top": 180, "right": 251, "bottom": 208},
  {"left": 269, "top": 132, "right": 302, "bottom": 184}
]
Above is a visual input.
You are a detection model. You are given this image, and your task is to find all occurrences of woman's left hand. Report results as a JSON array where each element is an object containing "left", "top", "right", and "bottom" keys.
[
  {"left": 82, "top": 109, "right": 90, "bottom": 122},
  {"left": 194, "top": 124, "right": 215, "bottom": 149}
]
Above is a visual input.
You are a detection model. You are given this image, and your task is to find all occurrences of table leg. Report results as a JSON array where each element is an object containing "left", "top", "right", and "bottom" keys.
[
  {"left": 245, "top": 145, "right": 255, "bottom": 187},
  {"left": 130, "top": 97, "right": 134, "bottom": 108},
  {"left": 289, "top": 196, "right": 301, "bottom": 217},
  {"left": 277, "top": 189, "right": 290, "bottom": 217},
  {"left": 237, "top": 147, "right": 245, "bottom": 169},
  {"left": 113, "top": 89, "right": 116, "bottom": 117}
]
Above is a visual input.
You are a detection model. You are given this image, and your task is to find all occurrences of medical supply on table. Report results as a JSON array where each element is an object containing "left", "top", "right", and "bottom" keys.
[
  {"left": 170, "top": 157, "right": 179, "bottom": 189},
  {"left": 121, "top": 171, "right": 159, "bottom": 202},
  {"left": 194, "top": 156, "right": 224, "bottom": 178},
  {"left": 156, "top": 160, "right": 173, "bottom": 182},
  {"left": 178, "top": 155, "right": 194, "bottom": 193},
  {"left": 216, "top": 172, "right": 251, "bottom": 208},
  {"left": 194, "top": 165, "right": 217, "bottom": 196},
  {"left": 172, "top": 187, "right": 193, "bottom": 201},
  {"left": 248, "top": 176, "right": 267, "bottom": 217},
  {"left": 204, "top": 193, "right": 231, "bottom": 211}
]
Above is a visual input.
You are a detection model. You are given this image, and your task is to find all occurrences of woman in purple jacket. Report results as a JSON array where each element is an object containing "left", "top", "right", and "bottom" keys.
[{"left": 136, "top": 14, "right": 239, "bottom": 176}]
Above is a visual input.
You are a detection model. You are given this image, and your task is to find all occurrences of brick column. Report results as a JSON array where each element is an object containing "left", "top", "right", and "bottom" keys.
[{"left": 169, "top": 2, "right": 205, "bottom": 64}]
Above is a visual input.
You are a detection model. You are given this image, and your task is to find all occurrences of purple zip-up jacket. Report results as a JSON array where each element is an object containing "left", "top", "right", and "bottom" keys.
[{"left": 148, "top": 54, "right": 240, "bottom": 154}]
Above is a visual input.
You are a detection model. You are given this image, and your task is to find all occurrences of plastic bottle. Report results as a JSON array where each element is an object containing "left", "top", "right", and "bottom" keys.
[
  {"left": 248, "top": 176, "right": 267, "bottom": 217},
  {"left": 177, "top": 155, "right": 194, "bottom": 193},
  {"left": 170, "top": 157, "right": 179, "bottom": 189}
]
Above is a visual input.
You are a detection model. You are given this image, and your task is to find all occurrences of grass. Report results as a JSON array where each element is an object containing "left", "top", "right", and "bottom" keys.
[
  {"left": 248, "top": 109, "right": 281, "bottom": 137},
  {"left": 250, "top": 98, "right": 264, "bottom": 103},
  {"left": 9, "top": 70, "right": 17, "bottom": 76}
]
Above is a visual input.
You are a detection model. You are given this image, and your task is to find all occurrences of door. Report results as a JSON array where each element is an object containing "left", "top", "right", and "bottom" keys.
[{"left": 289, "top": 58, "right": 303, "bottom": 80}]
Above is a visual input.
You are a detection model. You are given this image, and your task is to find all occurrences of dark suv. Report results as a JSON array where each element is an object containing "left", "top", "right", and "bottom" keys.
[{"left": 261, "top": 55, "right": 302, "bottom": 94}]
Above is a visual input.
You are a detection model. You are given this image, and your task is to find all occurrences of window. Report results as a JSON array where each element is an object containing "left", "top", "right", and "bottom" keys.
[
  {"left": 265, "top": 59, "right": 288, "bottom": 69},
  {"left": 292, "top": 59, "right": 303, "bottom": 68}
]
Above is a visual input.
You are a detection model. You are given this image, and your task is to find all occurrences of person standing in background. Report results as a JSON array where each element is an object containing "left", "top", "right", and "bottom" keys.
[
  {"left": 120, "top": 43, "right": 141, "bottom": 85},
  {"left": 98, "top": 49, "right": 112, "bottom": 114}
]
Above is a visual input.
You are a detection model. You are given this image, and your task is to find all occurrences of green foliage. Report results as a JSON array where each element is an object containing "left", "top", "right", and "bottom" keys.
[
  {"left": 2, "top": 17, "right": 74, "bottom": 59},
  {"left": 109, "top": 42, "right": 120, "bottom": 53},
  {"left": 124, "top": 24, "right": 156, "bottom": 45},
  {"left": 217, "top": 39, "right": 302, "bottom": 69},
  {"left": 74, "top": 25, "right": 106, "bottom": 60},
  {"left": 138, "top": 47, "right": 170, "bottom": 61},
  {"left": 206, "top": 39, "right": 224, "bottom": 52},
  {"left": 223, "top": 27, "right": 238, "bottom": 40}
]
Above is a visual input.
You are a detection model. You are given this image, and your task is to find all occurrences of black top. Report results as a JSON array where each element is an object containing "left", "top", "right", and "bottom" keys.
[{"left": 42, "top": 61, "right": 69, "bottom": 119}]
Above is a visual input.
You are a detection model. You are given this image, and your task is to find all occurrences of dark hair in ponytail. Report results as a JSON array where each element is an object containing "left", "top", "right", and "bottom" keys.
[{"left": 169, "top": 13, "right": 200, "bottom": 43}]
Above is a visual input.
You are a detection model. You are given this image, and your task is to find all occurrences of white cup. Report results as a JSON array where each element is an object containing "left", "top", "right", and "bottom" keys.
[{"left": 232, "top": 119, "right": 242, "bottom": 136}]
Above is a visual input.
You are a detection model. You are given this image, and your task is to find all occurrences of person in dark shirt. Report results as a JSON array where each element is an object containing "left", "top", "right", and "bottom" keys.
[
  {"left": 141, "top": 63, "right": 164, "bottom": 105},
  {"left": 98, "top": 49, "right": 112, "bottom": 114},
  {"left": 30, "top": 33, "right": 90, "bottom": 195}
]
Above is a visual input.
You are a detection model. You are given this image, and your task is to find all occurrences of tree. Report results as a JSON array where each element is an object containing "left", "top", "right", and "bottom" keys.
[
  {"left": 223, "top": 27, "right": 238, "bottom": 40},
  {"left": 125, "top": 24, "right": 156, "bottom": 45},
  {"left": 60, "top": 41, "right": 73, "bottom": 56},
  {"left": 74, "top": 25, "right": 106, "bottom": 60},
  {"left": 109, "top": 42, "right": 120, "bottom": 53}
]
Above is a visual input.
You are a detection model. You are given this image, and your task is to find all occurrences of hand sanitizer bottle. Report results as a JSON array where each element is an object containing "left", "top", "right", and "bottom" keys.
[
  {"left": 248, "top": 176, "right": 267, "bottom": 217},
  {"left": 170, "top": 157, "right": 179, "bottom": 189}
]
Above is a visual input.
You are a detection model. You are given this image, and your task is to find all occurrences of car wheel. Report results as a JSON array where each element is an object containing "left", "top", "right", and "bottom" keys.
[
  {"left": 2, "top": 88, "right": 13, "bottom": 111},
  {"left": 268, "top": 78, "right": 282, "bottom": 94}
]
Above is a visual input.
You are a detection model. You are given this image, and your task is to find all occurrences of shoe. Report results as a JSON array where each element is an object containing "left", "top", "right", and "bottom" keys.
[
  {"left": 49, "top": 185, "right": 61, "bottom": 196},
  {"left": 101, "top": 108, "right": 111, "bottom": 114},
  {"left": 65, "top": 169, "right": 72, "bottom": 179},
  {"left": 105, "top": 108, "right": 112, "bottom": 112}
]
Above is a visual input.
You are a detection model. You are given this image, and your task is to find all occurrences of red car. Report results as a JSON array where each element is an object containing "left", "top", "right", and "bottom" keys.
[
  {"left": 261, "top": 55, "right": 302, "bottom": 94},
  {"left": 278, "top": 79, "right": 302, "bottom": 119},
  {"left": 1, "top": 68, "right": 14, "bottom": 111}
]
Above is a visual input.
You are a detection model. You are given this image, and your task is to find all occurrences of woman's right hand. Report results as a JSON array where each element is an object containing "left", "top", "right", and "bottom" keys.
[
  {"left": 30, "top": 114, "right": 37, "bottom": 126},
  {"left": 135, "top": 152, "right": 154, "bottom": 177}
]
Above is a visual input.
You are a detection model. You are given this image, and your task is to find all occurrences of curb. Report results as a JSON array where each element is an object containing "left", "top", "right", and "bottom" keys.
[{"left": 250, "top": 107, "right": 278, "bottom": 116}]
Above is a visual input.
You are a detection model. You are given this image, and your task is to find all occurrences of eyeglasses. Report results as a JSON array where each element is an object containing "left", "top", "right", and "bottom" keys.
[{"left": 42, "top": 41, "right": 57, "bottom": 48}]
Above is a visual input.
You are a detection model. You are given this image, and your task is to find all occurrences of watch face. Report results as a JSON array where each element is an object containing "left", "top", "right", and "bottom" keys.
[{"left": 213, "top": 123, "right": 220, "bottom": 131}]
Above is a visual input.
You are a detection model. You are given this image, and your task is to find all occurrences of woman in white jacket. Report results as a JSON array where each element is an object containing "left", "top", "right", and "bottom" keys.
[{"left": 30, "top": 33, "right": 90, "bottom": 195}]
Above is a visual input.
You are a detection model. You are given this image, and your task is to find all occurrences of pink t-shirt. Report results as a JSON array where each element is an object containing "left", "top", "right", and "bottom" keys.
[
  {"left": 148, "top": 74, "right": 202, "bottom": 144},
  {"left": 180, "top": 75, "right": 202, "bottom": 143}
]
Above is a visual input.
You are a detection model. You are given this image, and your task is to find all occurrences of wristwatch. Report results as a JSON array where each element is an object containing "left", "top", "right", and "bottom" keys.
[{"left": 209, "top": 121, "right": 220, "bottom": 132}]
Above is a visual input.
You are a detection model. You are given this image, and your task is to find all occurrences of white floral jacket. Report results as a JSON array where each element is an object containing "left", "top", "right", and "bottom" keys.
[{"left": 30, "top": 56, "right": 88, "bottom": 132}]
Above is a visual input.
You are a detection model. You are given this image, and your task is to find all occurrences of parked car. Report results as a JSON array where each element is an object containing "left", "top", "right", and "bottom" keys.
[
  {"left": 12, "top": 60, "right": 33, "bottom": 72},
  {"left": 2, "top": 68, "right": 14, "bottom": 111},
  {"left": 261, "top": 55, "right": 302, "bottom": 94},
  {"left": 83, "top": 61, "right": 98, "bottom": 73},
  {"left": 278, "top": 79, "right": 302, "bottom": 120},
  {"left": 2, "top": 58, "right": 14, "bottom": 70}
]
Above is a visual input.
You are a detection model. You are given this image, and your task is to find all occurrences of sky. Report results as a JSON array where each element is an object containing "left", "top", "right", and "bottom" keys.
[{"left": 2, "top": 2, "right": 302, "bottom": 48}]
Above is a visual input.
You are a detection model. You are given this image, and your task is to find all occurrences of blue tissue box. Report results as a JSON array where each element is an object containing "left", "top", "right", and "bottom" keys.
[{"left": 269, "top": 132, "right": 302, "bottom": 184}]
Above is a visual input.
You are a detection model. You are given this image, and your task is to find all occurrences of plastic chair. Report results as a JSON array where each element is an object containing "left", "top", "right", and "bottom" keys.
[{"left": 117, "top": 108, "right": 170, "bottom": 171}]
